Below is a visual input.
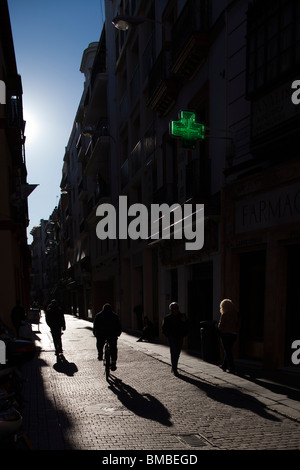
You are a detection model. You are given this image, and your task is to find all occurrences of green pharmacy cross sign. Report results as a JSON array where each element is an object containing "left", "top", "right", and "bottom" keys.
[{"left": 170, "top": 110, "right": 205, "bottom": 149}]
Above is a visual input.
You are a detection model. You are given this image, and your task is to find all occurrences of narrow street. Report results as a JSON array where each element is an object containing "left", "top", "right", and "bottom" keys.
[{"left": 19, "top": 313, "right": 300, "bottom": 453}]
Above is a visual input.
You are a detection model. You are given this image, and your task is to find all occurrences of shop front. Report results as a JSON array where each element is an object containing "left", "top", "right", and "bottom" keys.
[{"left": 222, "top": 159, "right": 300, "bottom": 369}]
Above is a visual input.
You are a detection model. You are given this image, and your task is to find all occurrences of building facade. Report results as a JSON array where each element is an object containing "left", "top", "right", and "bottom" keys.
[
  {"left": 30, "top": 0, "right": 300, "bottom": 371},
  {"left": 0, "top": 0, "right": 33, "bottom": 330},
  {"left": 222, "top": 0, "right": 300, "bottom": 369},
  {"left": 59, "top": 36, "right": 114, "bottom": 318},
  {"left": 104, "top": 0, "right": 228, "bottom": 346}
]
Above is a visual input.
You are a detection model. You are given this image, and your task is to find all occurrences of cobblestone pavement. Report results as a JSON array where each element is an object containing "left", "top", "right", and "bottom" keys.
[{"left": 20, "top": 314, "right": 300, "bottom": 452}]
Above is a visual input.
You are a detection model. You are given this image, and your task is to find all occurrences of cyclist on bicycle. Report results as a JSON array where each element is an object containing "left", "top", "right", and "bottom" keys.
[{"left": 93, "top": 303, "right": 122, "bottom": 371}]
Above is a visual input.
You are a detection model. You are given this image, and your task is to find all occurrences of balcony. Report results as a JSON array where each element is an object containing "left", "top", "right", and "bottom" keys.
[
  {"left": 148, "top": 48, "right": 180, "bottom": 116},
  {"left": 6, "top": 75, "right": 26, "bottom": 165},
  {"left": 82, "top": 36, "right": 108, "bottom": 128},
  {"left": 171, "top": 0, "right": 210, "bottom": 81},
  {"left": 76, "top": 134, "right": 88, "bottom": 162},
  {"left": 83, "top": 70, "right": 108, "bottom": 129},
  {"left": 84, "top": 131, "right": 110, "bottom": 177}
]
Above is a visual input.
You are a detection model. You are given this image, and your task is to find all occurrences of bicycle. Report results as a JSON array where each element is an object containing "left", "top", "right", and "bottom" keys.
[{"left": 103, "top": 340, "right": 111, "bottom": 381}]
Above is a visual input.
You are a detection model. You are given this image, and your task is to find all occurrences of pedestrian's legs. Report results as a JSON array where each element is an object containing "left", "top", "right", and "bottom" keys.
[
  {"left": 51, "top": 328, "right": 63, "bottom": 355},
  {"left": 168, "top": 337, "right": 183, "bottom": 375},
  {"left": 220, "top": 333, "right": 237, "bottom": 372},
  {"left": 108, "top": 337, "right": 118, "bottom": 362},
  {"left": 96, "top": 337, "right": 105, "bottom": 360}
]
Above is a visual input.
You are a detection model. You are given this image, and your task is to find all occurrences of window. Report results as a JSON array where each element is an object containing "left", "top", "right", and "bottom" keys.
[{"left": 247, "top": 0, "right": 300, "bottom": 96}]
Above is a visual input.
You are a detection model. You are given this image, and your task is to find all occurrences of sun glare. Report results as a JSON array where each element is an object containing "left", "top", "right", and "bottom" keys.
[{"left": 24, "top": 109, "right": 40, "bottom": 144}]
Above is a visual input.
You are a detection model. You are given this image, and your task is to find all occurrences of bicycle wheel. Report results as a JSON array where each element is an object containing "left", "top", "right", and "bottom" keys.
[{"left": 104, "top": 343, "right": 110, "bottom": 381}]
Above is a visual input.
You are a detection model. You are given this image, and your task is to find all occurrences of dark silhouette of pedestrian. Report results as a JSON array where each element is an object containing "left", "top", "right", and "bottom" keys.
[
  {"left": 11, "top": 300, "right": 26, "bottom": 337},
  {"left": 45, "top": 299, "right": 66, "bottom": 356},
  {"left": 137, "top": 316, "right": 153, "bottom": 342},
  {"left": 93, "top": 303, "right": 122, "bottom": 371},
  {"left": 162, "top": 302, "right": 188, "bottom": 376},
  {"left": 218, "top": 298, "right": 239, "bottom": 373}
]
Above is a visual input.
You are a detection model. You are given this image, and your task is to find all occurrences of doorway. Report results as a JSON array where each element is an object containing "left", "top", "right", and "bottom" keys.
[
  {"left": 187, "top": 262, "right": 213, "bottom": 350},
  {"left": 239, "top": 251, "right": 266, "bottom": 360}
]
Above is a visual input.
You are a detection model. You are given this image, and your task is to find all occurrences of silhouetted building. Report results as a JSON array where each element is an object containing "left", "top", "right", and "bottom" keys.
[
  {"left": 0, "top": 0, "right": 34, "bottom": 328},
  {"left": 222, "top": 0, "right": 300, "bottom": 368}
]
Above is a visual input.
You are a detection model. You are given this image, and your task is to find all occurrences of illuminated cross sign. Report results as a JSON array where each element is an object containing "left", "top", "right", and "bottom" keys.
[{"left": 170, "top": 110, "right": 205, "bottom": 149}]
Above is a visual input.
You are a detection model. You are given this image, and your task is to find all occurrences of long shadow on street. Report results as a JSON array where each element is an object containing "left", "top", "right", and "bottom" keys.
[
  {"left": 107, "top": 375, "right": 173, "bottom": 427},
  {"left": 178, "top": 372, "right": 281, "bottom": 422},
  {"left": 21, "top": 355, "right": 73, "bottom": 449},
  {"left": 238, "top": 368, "right": 300, "bottom": 401}
]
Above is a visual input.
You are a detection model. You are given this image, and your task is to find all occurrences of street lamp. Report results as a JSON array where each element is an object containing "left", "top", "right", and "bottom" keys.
[
  {"left": 112, "top": 15, "right": 146, "bottom": 30},
  {"left": 82, "top": 126, "right": 96, "bottom": 138},
  {"left": 112, "top": 14, "right": 161, "bottom": 31},
  {"left": 61, "top": 186, "right": 71, "bottom": 195}
]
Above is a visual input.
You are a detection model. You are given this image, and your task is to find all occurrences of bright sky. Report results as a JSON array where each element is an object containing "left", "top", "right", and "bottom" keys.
[{"left": 7, "top": 0, "right": 105, "bottom": 243}]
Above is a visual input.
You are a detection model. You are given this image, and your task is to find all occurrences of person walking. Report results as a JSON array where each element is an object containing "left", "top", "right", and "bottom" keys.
[
  {"left": 45, "top": 299, "right": 66, "bottom": 357},
  {"left": 93, "top": 303, "right": 122, "bottom": 371},
  {"left": 218, "top": 299, "right": 239, "bottom": 373},
  {"left": 162, "top": 302, "right": 188, "bottom": 376}
]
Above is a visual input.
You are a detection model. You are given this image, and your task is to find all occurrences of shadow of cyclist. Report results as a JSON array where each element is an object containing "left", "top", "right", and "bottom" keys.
[{"left": 108, "top": 375, "right": 172, "bottom": 427}]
